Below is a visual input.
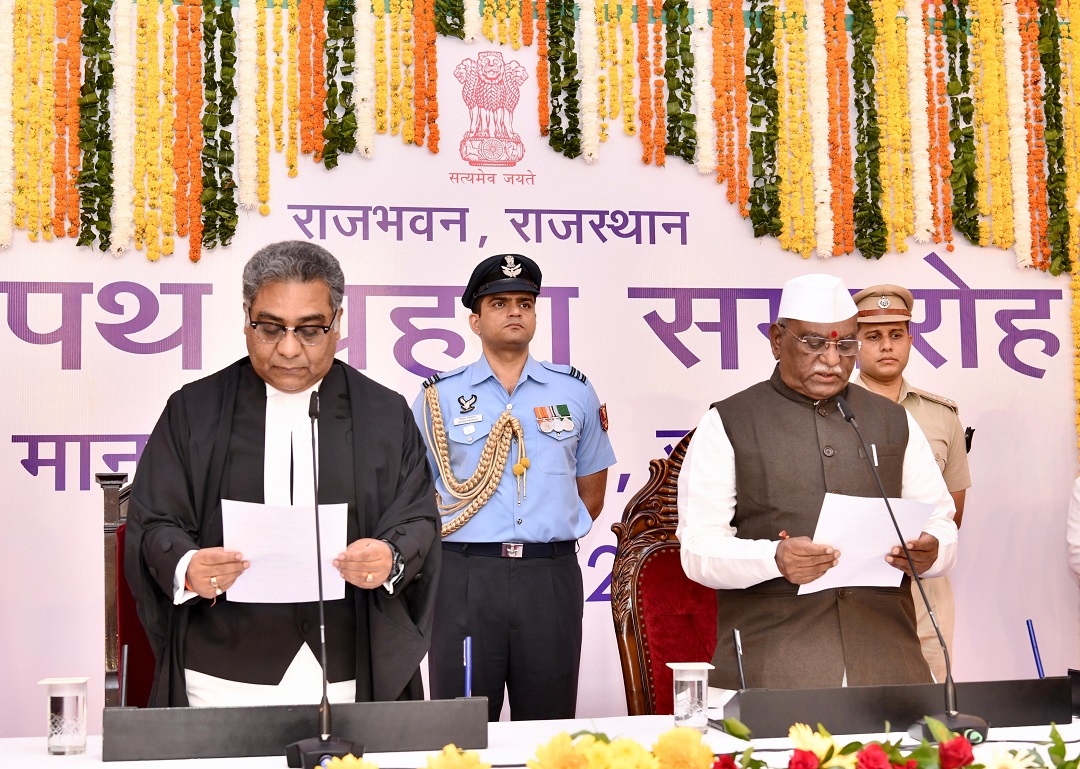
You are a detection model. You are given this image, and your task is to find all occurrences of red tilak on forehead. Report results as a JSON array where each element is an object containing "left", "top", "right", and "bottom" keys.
[{"left": 831, "top": 330, "right": 838, "bottom": 338}]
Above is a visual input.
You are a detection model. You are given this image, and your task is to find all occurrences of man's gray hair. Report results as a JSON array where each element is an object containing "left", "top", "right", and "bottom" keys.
[{"left": 242, "top": 241, "right": 345, "bottom": 312}]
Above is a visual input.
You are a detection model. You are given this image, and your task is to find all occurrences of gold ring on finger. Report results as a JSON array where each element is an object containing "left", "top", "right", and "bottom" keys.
[
  {"left": 210, "top": 576, "right": 220, "bottom": 589},
  {"left": 365, "top": 573, "right": 373, "bottom": 583}
]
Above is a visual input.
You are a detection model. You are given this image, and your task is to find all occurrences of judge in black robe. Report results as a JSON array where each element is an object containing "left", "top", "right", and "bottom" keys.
[{"left": 125, "top": 356, "right": 441, "bottom": 707}]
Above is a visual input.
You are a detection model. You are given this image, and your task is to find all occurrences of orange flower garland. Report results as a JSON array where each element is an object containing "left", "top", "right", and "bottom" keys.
[
  {"left": 52, "top": 0, "right": 80, "bottom": 239},
  {"left": 825, "top": 0, "right": 853, "bottom": 253},
  {"left": 414, "top": 0, "right": 428, "bottom": 146},
  {"left": 732, "top": 0, "right": 749, "bottom": 216},
  {"left": 174, "top": 0, "right": 191, "bottom": 236},
  {"left": 1018, "top": 0, "right": 1048, "bottom": 267},
  {"left": 425, "top": 6, "right": 439, "bottom": 153},
  {"left": 298, "top": 0, "right": 314, "bottom": 155},
  {"left": 312, "top": 0, "right": 327, "bottom": 160},
  {"left": 934, "top": 6, "right": 953, "bottom": 250},
  {"left": 651, "top": 0, "right": 664, "bottom": 166},
  {"left": 636, "top": 0, "right": 652, "bottom": 162},
  {"left": 523, "top": 0, "right": 534, "bottom": 45},
  {"left": 712, "top": 0, "right": 730, "bottom": 195},
  {"left": 161, "top": 0, "right": 176, "bottom": 254},
  {"left": 401, "top": 0, "right": 415, "bottom": 144},
  {"left": 187, "top": 0, "right": 204, "bottom": 262},
  {"left": 537, "top": 0, "right": 549, "bottom": 135}
]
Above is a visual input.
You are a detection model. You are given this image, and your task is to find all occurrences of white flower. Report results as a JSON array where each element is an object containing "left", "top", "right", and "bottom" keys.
[
  {"left": 579, "top": 0, "right": 601, "bottom": 163},
  {"left": 355, "top": 0, "right": 377, "bottom": 157},
  {"left": 463, "top": 0, "right": 482, "bottom": 43},
  {"left": 988, "top": 748, "right": 1039, "bottom": 769},
  {"left": 1001, "top": 0, "right": 1031, "bottom": 266},
  {"left": 692, "top": 0, "right": 716, "bottom": 174},
  {"left": 804, "top": 0, "right": 834, "bottom": 257},
  {"left": 111, "top": 0, "right": 136, "bottom": 254},
  {"left": 236, "top": 0, "right": 259, "bottom": 208},
  {"left": 905, "top": 0, "right": 932, "bottom": 242},
  {"left": 0, "top": 0, "right": 15, "bottom": 247}
]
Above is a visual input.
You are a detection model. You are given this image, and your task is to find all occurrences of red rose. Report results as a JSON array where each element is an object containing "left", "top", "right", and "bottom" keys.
[
  {"left": 892, "top": 761, "right": 917, "bottom": 769},
  {"left": 939, "top": 736, "right": 975, "bottom": 769},
  {"left": 790, "top": 749, "right": 820, "bottom": 769},
  {"left": 714, "top": 755, "right": 739, "bottom": 769},
  {"left": 856, "top": 743, "right": 890, "bottom": 769}
]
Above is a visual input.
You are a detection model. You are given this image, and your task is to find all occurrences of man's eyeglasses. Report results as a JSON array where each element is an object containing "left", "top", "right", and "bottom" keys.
[
  {"left": 782, "top": 326, "right": 861, "bottom": 356},
  {"left": 247, "top": 312, "right": 335, "bottom": 346}
]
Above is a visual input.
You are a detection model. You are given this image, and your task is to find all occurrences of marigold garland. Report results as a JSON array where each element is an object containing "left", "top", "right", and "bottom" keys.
[
  {"left": 1018, "top": 0, "right": 1045, "bottom": 265},
  {"left": 424, "top": 0, "right": 440, "bottom": 152},
  {"left": 298, "top": 0, "right": 314, "bottom": 154},
  {"left": 390, "top": 0, "right": 402, "bottom": 134},
  {"left": 650, "top": 2, "right": 665, "bottom": 166},
  {"left": 186, "top": 0, "right": 204, "bottom": 262},
  {"left": 287, "top": 0, "right": 300, "bottom": 174},
  {"left": 482, "top": 0, "right": 495, "bottom": 41},
  {"left": 312, "top": 0, "right": 328, "bottom": 160},
  {"left": 375, "top": 3, "right": 388, "bottom": 134},
  {"left": 272, "top": 0, "right": 284, "bottom": 153},
  {"left": 1062, "top": 0, "right": 1080, "bottom": 279},
  {"left": 400, "top": 0, "right": 415, "bottom": 145},
  {"left": 536, "top": 0, "right": 549, "bottom": 136},
  {"left": 497, "top": 0, "right": 508, "bottom": 45},
  {"left": 256, "top": 0, "right": 270, "bottom": 214},
  {"left": 509, "top": 0, "right": 521, "bottom": 48},
  {"left": 777, "top": 0, "right": 813, "bottom": 256},
  {"left": 522, "top": 0, "right": 533, "bottom": 45},
  {"left": 619, "top": 0, "right": 635, "bottom": 136},
  {"left": 595, "top": 0, "right": 609, "bottom": 142},
  {"left": 827, "top": 0, "right": 853, "bottom": 253},
  {"left": 11, "top": 0, "right": 26, "bottom": 236},
  {"left": 52, "top": 0, "right": 80, "bottom": 239},
  {"left": 636, "top": 0, "right": 652, "bottom": 161},
  {"left": 0, "top": 0, "right": 15, "bottom": 247},
  {"left": 946, "top": 0, "right": 980, "bottom": 245},
  {"left": 160, "top": 0, "right": 176, "bottom": 255}
]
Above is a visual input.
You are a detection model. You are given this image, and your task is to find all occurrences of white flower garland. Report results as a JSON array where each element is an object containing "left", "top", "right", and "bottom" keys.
[
  {"left": 579, "top": 0, "right": 600, "bottom": 163},
  {"left": 904, "top": 0, "right": 933, "bottom": 242},
  {"left": 236, "top": 0, "right": 259, "bottom": 208},
  {"left": 804, "top": 0, "right": 834, "bottom": 256},
  {"left": 463, "top": 0, "right": 482, "bottom": 42},
  {"left": 355, "top": 0, "right": 377, "bottom": 157},
  {"left": 1001, "top": 0, "right": 1031, "bottom": 266},
  {"left": 111, "top": 0, "right": 135, "bottom": 253},
  {"left": 692, "top": 0, "right": 716, "bottom": 174},
  {"left": 0, "top": 0, "right": 14, "bottom": 248}
]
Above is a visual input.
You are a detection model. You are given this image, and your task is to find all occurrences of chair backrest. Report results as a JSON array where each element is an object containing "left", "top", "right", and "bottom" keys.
[
  {"left": 99, "top": 473, "right": 155, "bottom": 708},
  {"left": 610, "top": 430, "right": 717, "bottom": 716}
]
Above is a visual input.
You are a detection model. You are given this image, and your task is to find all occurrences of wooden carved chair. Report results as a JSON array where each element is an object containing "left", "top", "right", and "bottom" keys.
[
  {"left": 98, "top": 472, "right": 155, "bottom": 708},
  {"left": 610, "top": 431, "right": 717, "bottom": 716}
]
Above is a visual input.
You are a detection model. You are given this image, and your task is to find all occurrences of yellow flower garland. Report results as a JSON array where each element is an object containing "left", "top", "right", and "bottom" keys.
[
  {"left": 607, "top": 1, "right": 619, "bottom": 122},
  {"left": 1062, "top": 0, "right": 1080, "bottom": 274},
  {"left": 894, "top": 13, "right": 914, "bottom": 246},
  {"left": 390, "top": 0, "right": 402, "bottom": 134},
  {"left": 977, "top": 0, "right": 1013, "bottom": 248},
  {"left": 497, "top": 0, "right": 508, "bottom": 45},
  {"left": 779, "top": 1, "right": 812, "bottom": 257},
  {"left": 619, "top": 0, "right": 635, "bottom": 135},
  {"left": 483, "top": 0, "right": 495, "bottom": 42},
  {"left": 257, "top": 0, "right": 270, "bottom": 214},
  {"left": 287, "top": 0, "right": 300, "bottom": 176},
  {"left": 15, "top": 0, "right": 31, "bottom": 235},
  {"left": 596, "top": 0, "right": 609, "bottom": 141},
  {"left": 509, "top": 0, "right": 521, "bottom": 49},
  {"left": 161, "top": 0, "right": 176, "bottom": 255},
  {"left": 376, "top": 4, "right": 388, "bottom": 133},
  {"left": 402, "top": 0, "right": 415, "bottom": 144},
  {"left": 24, "top": 0, "right": 52, "bottom": 241},
  {"left": 272, "top": 0, "right": 284, "bottom": 153},
  {"left": 134, "top": 0, "right": 150, "bottom": 252}
]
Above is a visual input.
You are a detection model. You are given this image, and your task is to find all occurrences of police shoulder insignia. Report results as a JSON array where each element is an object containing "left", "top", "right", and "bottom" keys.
[
  {"left": 910, "top": 386, "right": 959, "bottom": 413},
  {"left": 541, "top": 361, "right": 588, "bottom": 384},
  {"left": 421, "top": 373, "right": 442, "bottom": 389}
]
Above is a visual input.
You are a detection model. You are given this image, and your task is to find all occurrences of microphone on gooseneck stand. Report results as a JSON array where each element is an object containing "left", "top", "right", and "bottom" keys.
[
  {"left": 286, "top": 392, "right": 360, "bottom": 769},
  {"left": 834, "top": 395, "right": 988, "bottom": 743}
]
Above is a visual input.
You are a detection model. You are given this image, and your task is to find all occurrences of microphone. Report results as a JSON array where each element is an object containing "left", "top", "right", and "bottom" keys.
[
  {"left": 834, "top": 395, "right": 987, "bottom": 743},
  {"left": 286, "top": 391, "right": 360, "bottom": 769}
]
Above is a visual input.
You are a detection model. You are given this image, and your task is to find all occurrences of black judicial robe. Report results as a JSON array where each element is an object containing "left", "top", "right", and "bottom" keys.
[{"left": 125, "top": 358, "right": 441, "bottom": 707}]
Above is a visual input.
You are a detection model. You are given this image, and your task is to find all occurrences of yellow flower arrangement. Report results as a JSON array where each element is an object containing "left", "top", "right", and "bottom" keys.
[
  {"left": 509, "top": 0, "right": 522, "bottom": 49},
  {"left": 619, "top": 0, "right": 635, "bottom": 135},
  {"left": 160, "top": 0, "right": 176, "bottom": 254},
  {"left": 376, "top": 5, "right": 389, "bottom": 133},
  {"left": 390, "top": 0, "right": 402, "bottom": 135},
  {"left": 402, "top": 0, "right": 416, "bottom": 144},
  {"left": 497, "top": 0, "right": 508, "bottom": 45},
  {"left": 257, "top": 0, "right": 271, "bottom": 214},
  {"left": 483, "top": 0, "right": 495, "bottom": 42},
  {"left": 788, "top": 724, "right": 857, "bottom": 769},
  {"left": 606, "top": 2, "right": 619, "bottom": 123},
  {"left": 596, "top": 0, "right": 609, "bottom": 142},
  {"left": 134, "top": 0, "right": 150, "bottom": 252},
  {"left": 528, "top": 732, "right": 590, "bottom": 769},
  {"left": 775, "top": 6, "right": 792, "bottom": 253},
  {"left": 651, "top": 727, "right": 715, "bottom": 769},
  {"left": 426, "top": 744, "right": 492, "bottom": 769},
  {"left": 12, "top": 0, "right": 27, "bottom": 232},
  {"left": 981, "top": 0, "right": 1013, "bottom": 250},
  {"left": 272, "top": 0, "right": 284, "bottom": 153},
  {"left": 287, "top": 0, "right": 300, "bottom": 176}
]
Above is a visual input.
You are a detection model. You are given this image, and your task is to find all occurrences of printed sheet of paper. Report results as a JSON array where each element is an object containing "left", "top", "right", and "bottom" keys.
[
  {"left": 797, "top": 493, "right": 933, "bottom": 595},
  {"left": 221, "top": 500, "right": 347, "bottom": 603}
]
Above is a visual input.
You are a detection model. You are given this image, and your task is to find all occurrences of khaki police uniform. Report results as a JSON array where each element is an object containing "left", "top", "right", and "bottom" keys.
[{"left": 852, "top": 284, "right": 972, "bottom": 683}]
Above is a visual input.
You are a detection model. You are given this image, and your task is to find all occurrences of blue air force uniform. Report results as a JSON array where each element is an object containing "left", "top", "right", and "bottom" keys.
[{"left": 412, "top": 253, "right": 616, "bottom": 721}]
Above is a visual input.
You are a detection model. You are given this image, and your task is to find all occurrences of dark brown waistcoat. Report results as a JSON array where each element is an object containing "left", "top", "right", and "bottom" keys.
[{"left": 707, "top": 366, "right": 931, "bottom": 689}]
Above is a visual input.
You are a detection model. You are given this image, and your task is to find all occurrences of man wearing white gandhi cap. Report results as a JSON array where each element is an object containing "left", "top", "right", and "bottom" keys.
[{"left": 676, "top": 273, "right": 958, "bottom": 689}]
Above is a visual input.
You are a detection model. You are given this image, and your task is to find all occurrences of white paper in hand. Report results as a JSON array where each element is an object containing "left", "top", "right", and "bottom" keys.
[
  {"left": 797, "top": 493, "right": 932, "bottom": 595},
  {"left": 221, "top": 499, "right": 347, "bottom": 603}
]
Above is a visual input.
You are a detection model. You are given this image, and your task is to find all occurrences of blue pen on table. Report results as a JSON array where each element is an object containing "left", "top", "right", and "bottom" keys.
[
  {"left": 733, "top": 628, "right": 747, "bottom": 690},
  {"left": 1026, "top": 619, "right": 1045, "bottom": 678},
  {"left": 464, "top": 636, "right": 473, "bottom": 697}
]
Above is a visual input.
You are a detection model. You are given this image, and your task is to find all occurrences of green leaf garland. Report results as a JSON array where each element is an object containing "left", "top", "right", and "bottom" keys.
[
  {"left": 76, "top": 0, "right": 114, "bottom": 251},
  {"left": 849, "top": 0, "right": 887, "bottom": 258},
  {"left": 201, "top": 0, "right": 238, "bottom": 250},
  {"left": 547, "top": 0, "right": 582, "bottom": 158},
  {"left": 434, "top": 0, "right": 465, "bottom": 38},
  {"left": 663, "top": 0, "right": 695, "bottom": 163},
  {"left": 945, "top": 0, "right": 979, "bottom": 244},
  {"left": 746, "top": 0, "right": 781, "bottom": 237},
  {"left": 323, "top": 0, "right": 358, "bottom": 169},
  {"left": 1038, "top": 0, "right": 1070, "bottom": 275}
]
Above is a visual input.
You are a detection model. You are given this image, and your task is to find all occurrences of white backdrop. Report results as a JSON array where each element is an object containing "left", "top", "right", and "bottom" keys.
[{"left": 1, "top": 29, "right": 1078, "bottom": 739}]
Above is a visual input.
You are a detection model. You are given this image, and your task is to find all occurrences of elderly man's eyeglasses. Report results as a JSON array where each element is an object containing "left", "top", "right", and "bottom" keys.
[
  {"left": 782, "top": 326, "right": 861, "bottom": 356},
  {"left": 247, "top": 312, "right": 335, "bottom": 346}
]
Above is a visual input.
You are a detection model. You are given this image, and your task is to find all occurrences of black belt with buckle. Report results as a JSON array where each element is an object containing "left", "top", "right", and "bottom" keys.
[{"left": 441, "top": 541, "right": 577, "bottom": 559}]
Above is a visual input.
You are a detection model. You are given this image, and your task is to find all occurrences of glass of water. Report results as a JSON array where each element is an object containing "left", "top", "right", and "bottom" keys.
[
  {"left": 667, "top": 662, "right": 714, "bottom": 733},
  {"left": 38, "top": 677, "right": 89, "bottom": 755}
]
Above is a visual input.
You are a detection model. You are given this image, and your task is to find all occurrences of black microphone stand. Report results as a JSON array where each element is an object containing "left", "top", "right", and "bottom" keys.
[
  {"left": 835, "top": 395, "right": 988, "bottom": 743},
  {"left": 286, "top": 392, "right": 361, "bottom": 769}
]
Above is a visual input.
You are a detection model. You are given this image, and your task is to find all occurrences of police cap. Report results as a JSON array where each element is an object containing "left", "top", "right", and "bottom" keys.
[{"left": 852, "top": 284, "right": 915, "bottom": 323}]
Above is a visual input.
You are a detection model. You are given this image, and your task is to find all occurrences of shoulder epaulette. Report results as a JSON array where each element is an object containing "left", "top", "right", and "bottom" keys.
[
  {"left": 541, "top": 361, "right": 588, "bottom": 384},
  {"left": 910, "top": 386, "right": 959, "bottom": 413},
  {"left": 421, "top": 364, "right": 468, "bottom": 389}
]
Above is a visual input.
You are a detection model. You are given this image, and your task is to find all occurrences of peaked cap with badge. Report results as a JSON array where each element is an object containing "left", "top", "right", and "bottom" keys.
[
  {"left": 852, "top": 284, "right": 915, "bottom": 324},
  {"left": 462, "top": 253, "right": 542, "bottom": 309}
]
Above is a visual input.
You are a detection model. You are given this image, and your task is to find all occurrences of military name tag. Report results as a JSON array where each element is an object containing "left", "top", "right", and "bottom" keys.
[{"left": 453, "top": 414, "right": 483, "bottom": 426}]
